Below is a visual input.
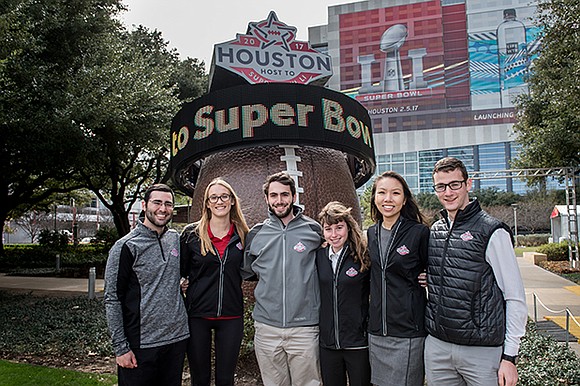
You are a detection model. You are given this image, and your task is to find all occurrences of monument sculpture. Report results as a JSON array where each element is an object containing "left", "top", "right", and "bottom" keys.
[{"left": 171, "top": 12, "right": 376, "bottom": 225}]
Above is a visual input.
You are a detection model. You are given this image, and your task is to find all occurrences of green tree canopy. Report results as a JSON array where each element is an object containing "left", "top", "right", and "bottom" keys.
[
  {"left": 71, "top": 26, "right": 197, "bottom": 236},
  {"left": 513, "top": 0, "right": 580, "bottom": 169},
  {"left": 0, "top": 0, "right": 208, "bottom": 251},
  {"left": 0, "top": 0, "right": 123, "bottom": 252}
]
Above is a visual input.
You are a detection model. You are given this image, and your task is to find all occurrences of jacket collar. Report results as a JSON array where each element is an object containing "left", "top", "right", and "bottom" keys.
[
  {"left": 136, "top": 220, "right": 168, "bottom": 238},
  {"left": 439, "top": 199, "right": 482, "bottom": 225},
  {"left": 267, "top": 205, "right": 303, "bottom": 224}
]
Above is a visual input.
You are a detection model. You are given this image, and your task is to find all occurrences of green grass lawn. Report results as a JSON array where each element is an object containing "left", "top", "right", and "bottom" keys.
[
  {"left": 515, "top": 246, "right": 537, "bottom": 257},
  {"left": 0, "top": 360, "right": 117, "bottom": 386}
]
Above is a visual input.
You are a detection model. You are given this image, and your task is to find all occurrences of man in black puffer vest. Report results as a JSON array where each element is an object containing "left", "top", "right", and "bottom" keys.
[{"left": 424, "top": 157, "right": 527, "bottom": 386}]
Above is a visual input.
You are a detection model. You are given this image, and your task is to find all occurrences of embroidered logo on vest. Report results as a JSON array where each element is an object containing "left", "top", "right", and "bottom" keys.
[
  {"left": 236, "top": 242, "right": 243, "bottom": 250},
  {"left": 396, "top": 245, "right": 410, "bottom": 255},
  {"left": 460, "top": 231, "right": 474, "bottom": 241},
  {"left": 293, "top": 241, "right": 306, "bottom": 252},
  {"left": 346, "top": 267, "right": 359, "bottom": 277},
  {"left": 171, "top": 248, "right": 179, "bottom": 257}
]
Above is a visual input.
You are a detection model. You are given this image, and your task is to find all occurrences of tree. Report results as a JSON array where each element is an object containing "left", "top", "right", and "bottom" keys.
[
  {"left": 513, "top": 0, "right": 580, "bottom": 170},
  {"left": 71, "top": 27, "right": 207, "bottom": 236},
  {"left": 0, "top": 0, "right": 123, "bottom": 252},
  {"left": 14, "top": 210, "right": 51, "bottom": 243},
  {"left": 471, "top": 188, "right": 520, "bottom": 207}
]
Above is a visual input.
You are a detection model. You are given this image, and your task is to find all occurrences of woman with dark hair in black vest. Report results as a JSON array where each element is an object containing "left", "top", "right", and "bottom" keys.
[{"left": 367, "top": 171, "right": 430, "bottom": 386}]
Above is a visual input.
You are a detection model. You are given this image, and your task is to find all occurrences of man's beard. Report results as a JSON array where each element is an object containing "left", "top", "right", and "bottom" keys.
[
  {"left": 145, "top": 208, "right": 171, "bottom": 228},
  {"left": 269, "top": 203, "right": 293, "bottom": 219}
]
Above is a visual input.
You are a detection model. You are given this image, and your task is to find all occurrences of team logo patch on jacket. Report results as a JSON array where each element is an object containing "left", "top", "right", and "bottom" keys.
[
  {"left": 236, "top": 242, "right": 243, "bottom": 250},
  {"left": 345, "top": 267, "right": 359, "bottom": 277},
  {"left": 460, "top": 231, "right": 474, "bottom": 241},
  {"left": 171, "top": 248, "right": 179, "bottom": 257},
  {"left": 396, "top": 245, "right": 410, "bottom": 255},
  {"left": 293, "top": 241, "right": 306, "bottom": 252}
]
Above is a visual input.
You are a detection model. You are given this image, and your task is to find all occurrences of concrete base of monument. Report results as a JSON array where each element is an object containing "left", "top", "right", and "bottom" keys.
[{"left": 186, "top": 145, "right": 362, "bottom": 227}]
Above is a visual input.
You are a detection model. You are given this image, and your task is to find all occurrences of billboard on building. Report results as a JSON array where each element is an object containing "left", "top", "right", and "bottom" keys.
[{"left": 337, "top": 0, "right": 540, "bottom": 133}]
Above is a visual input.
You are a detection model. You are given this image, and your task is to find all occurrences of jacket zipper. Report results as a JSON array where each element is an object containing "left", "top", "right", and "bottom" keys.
[
  {"left": 157, "top": 234, "right": 166, "bottom": 262},
  {"left": 282, "top": 228, "right": 287, "bottom": 327},
  {"left": 212, "top": 245, "right": 229, "bottom": 317},
  {"left": 437, "top": 219, "right": 454, "bottom": 325},
  {"left": 333, "top": 245, "right": 348, "bottom": 349},
  {"left": 377, "top": 220, "right": 401, "bottom": 336}
]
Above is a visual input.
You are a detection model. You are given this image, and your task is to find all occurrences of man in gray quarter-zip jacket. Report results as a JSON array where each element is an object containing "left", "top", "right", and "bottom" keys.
[
  {"left": 242, "top": 172, "right": 323, "bottom": 386},
  {"left": 104, "top": 184, "right": 189, "bottom": 386}
]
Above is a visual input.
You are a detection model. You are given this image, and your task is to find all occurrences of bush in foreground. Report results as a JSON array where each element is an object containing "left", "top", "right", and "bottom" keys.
[
  {"left": 0, "top": 292, "right": 578, "bottom": 385},
  {"left": 537, "top": 241, "right": 576, "bottom": 262},
  {"left": 518, "top": 321, "right": 580, "bottom": 385}
]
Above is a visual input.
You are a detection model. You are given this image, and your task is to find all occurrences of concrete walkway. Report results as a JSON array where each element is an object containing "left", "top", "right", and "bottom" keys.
[
  {"left": 517, "top": 257, "right": 580, "bottom": 355},
  {"left": 0, "top": 273, "right": 104, "bottom": 297}
]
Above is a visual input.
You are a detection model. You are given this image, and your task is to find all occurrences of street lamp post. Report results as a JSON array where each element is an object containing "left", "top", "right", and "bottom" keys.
[{"left": 512, "top": 204, "right": 519, "bottom": 247}]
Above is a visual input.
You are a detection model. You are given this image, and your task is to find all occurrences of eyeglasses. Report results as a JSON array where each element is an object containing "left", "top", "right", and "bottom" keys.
[
  {"left": 208, "top": 194, "right": 231, "bottom": 203},
  {"left": 149, "top": 200, "right": 174, "bottom": 209},
  {"left": 433, "top": 180, "right": 466, "bottom": 193}
]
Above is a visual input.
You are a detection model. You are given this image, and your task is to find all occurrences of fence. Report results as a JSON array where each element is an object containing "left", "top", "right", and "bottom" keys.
[{"left": 533, "top": 293, "right": 580, "bottom": 347}]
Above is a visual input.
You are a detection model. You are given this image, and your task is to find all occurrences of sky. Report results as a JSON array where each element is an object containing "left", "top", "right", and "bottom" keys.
[{"left": 120, "top": 0, "right": 355, "bottom": 70}]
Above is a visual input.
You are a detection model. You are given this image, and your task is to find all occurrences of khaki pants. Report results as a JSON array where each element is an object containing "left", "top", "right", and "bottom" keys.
[{"left": 254, "top": 321, "right": 321, "bottom": 386}]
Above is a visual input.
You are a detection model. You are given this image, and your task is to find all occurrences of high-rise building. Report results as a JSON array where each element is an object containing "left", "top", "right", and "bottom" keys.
[{"left": 308, "top": 0, "right": 551, "bottom": 193}]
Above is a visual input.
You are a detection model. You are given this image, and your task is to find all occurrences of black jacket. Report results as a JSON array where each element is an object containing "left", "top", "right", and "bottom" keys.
[
  {"left": 180, "top": 224, "right": 244, "bottom": 318},
  {"left": 426, "top": 200, "right": 509, "bottom": 346},
  {"left": 316, "top": 244, "right": 370, "bottom": 349},
  {"left": 367, "top": 217, "right": 429, "bottom": 337}
]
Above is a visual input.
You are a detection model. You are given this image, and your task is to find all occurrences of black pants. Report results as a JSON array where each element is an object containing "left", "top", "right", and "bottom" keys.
[
  {"left": 118, "top": 339, "right": 187, "bottom": 386},
  {"left": 187, "top": 317, "right": 244, "bottom": 386},
  {"left": 320, "top": 346, "right": 371, "bottom": 386}
]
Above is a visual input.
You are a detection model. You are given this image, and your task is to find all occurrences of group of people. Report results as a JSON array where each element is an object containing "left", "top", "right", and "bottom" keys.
[{"left": 104, "top": 156, "right": 527, "bottom": 386}]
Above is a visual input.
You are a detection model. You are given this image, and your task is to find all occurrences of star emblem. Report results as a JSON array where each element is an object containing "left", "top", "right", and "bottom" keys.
[{"left": 247, "top": 11, "right": 297, "bottom": 51}]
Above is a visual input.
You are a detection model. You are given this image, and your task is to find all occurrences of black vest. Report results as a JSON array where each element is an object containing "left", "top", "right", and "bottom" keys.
[{"left": 426, "top": 200, "right": 510, "bottom": 346}]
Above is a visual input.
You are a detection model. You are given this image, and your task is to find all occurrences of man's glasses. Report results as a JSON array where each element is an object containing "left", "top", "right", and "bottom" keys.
[
  {"left": 149, "top": 200, "right": 174, "bottom": 209},
  {"left": 208, "top": 194, "right": 231, "bottom": 203},
  {"left": 433, "top": 180, "right": 466, "bottom": 193}
]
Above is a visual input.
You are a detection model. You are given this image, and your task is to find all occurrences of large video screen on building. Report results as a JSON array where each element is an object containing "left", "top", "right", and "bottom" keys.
[{"left": 337, "top": 0, "right": 540, "bottom": 133}]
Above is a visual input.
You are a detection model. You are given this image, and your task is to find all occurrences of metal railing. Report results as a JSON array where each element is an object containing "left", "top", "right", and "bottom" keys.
[{"left": 533, "top": 293, "right": 580, "bottom": 347}]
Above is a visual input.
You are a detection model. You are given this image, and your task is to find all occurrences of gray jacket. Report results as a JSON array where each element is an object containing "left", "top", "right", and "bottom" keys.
[
  {"left": 242, "top": 206, "right": 323, "bottom": 328},
  {"left": 104, "top": 221, "right": 189, "bottom": 356}
]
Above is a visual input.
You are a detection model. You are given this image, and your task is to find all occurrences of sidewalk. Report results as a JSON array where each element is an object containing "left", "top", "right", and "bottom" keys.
[
  {"left": 0, "top": 273, "right": 104, "bottom": 297},
  {"left": 518, "top": 257, "right": 580, "bottom": 355}
]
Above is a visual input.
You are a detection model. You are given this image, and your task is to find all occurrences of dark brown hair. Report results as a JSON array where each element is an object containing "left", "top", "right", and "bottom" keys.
[
  {"left": 432, "top": 157, "right": 469, "bottom": 181},
  {"left": 370, "top": 171, "right": 426, "bottom": 225},
  {"left": 263, "top": 172, "right": 296, "bottom": 196}
]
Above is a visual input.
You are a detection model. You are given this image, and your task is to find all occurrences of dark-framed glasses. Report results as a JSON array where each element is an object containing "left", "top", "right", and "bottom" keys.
[
  {"left": 433, "top": 180, "right": 466, "bottom": 193},
  {"left": 208, "top": 194, "right": 231, "bottom": 203},
  {"left": 149, "top": 200, "right": 174, "bottom": 209}
]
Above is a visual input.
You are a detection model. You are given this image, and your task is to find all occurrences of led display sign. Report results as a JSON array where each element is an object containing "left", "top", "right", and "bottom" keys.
[{"left": 171, "top": 83, "right": 375, "bottom": 191}]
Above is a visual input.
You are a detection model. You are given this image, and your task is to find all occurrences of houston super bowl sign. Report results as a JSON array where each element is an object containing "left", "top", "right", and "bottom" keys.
[
  {"left": 210, "top": 11, "right": 332, "bottom": 86},
  {"left": 170, "top": 83, "right": 375, "bottom": 190}
]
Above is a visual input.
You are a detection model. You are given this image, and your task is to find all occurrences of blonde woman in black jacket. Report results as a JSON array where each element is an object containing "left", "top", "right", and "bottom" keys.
[
  {"left": 180, "top": 178, "right": 249, "bottom": 386},
  {"left": 316, "top": 201, "right": 371, "bottom": 386},
  {"left": 367, "top": 171, "right": 429, "bottom": 386}
]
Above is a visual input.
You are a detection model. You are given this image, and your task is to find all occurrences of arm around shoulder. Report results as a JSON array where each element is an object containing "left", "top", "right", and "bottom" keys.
[{"left": 241, "top": 224, "right": 261, "bottom": 281}]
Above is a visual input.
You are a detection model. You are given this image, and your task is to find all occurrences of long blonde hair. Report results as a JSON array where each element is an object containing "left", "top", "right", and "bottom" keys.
[
  {"left": 195, "top": 178, "right": 250, "bottom": 256},
  {"left": 318, "top": 201, "right": 370, "bottom": 272}
]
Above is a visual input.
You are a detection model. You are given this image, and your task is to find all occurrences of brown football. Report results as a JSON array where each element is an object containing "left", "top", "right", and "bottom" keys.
[{"left": 186, "top": 145, "right": 362, "bottom": 227}]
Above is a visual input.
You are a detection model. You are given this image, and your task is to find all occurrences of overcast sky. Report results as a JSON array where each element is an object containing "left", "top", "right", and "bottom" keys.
[{"left": 120, "top": 0, "right": 354, "bottom": 69}]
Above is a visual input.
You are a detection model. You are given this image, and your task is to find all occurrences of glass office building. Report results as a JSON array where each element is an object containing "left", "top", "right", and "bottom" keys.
[{"left": 308, "top": 0, "right": 560, "bottom": 195}]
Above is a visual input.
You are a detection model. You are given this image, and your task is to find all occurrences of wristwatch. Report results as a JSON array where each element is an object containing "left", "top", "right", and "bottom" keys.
[{"left": 501, "top": 353, "right": 518, "bottom": 365}]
